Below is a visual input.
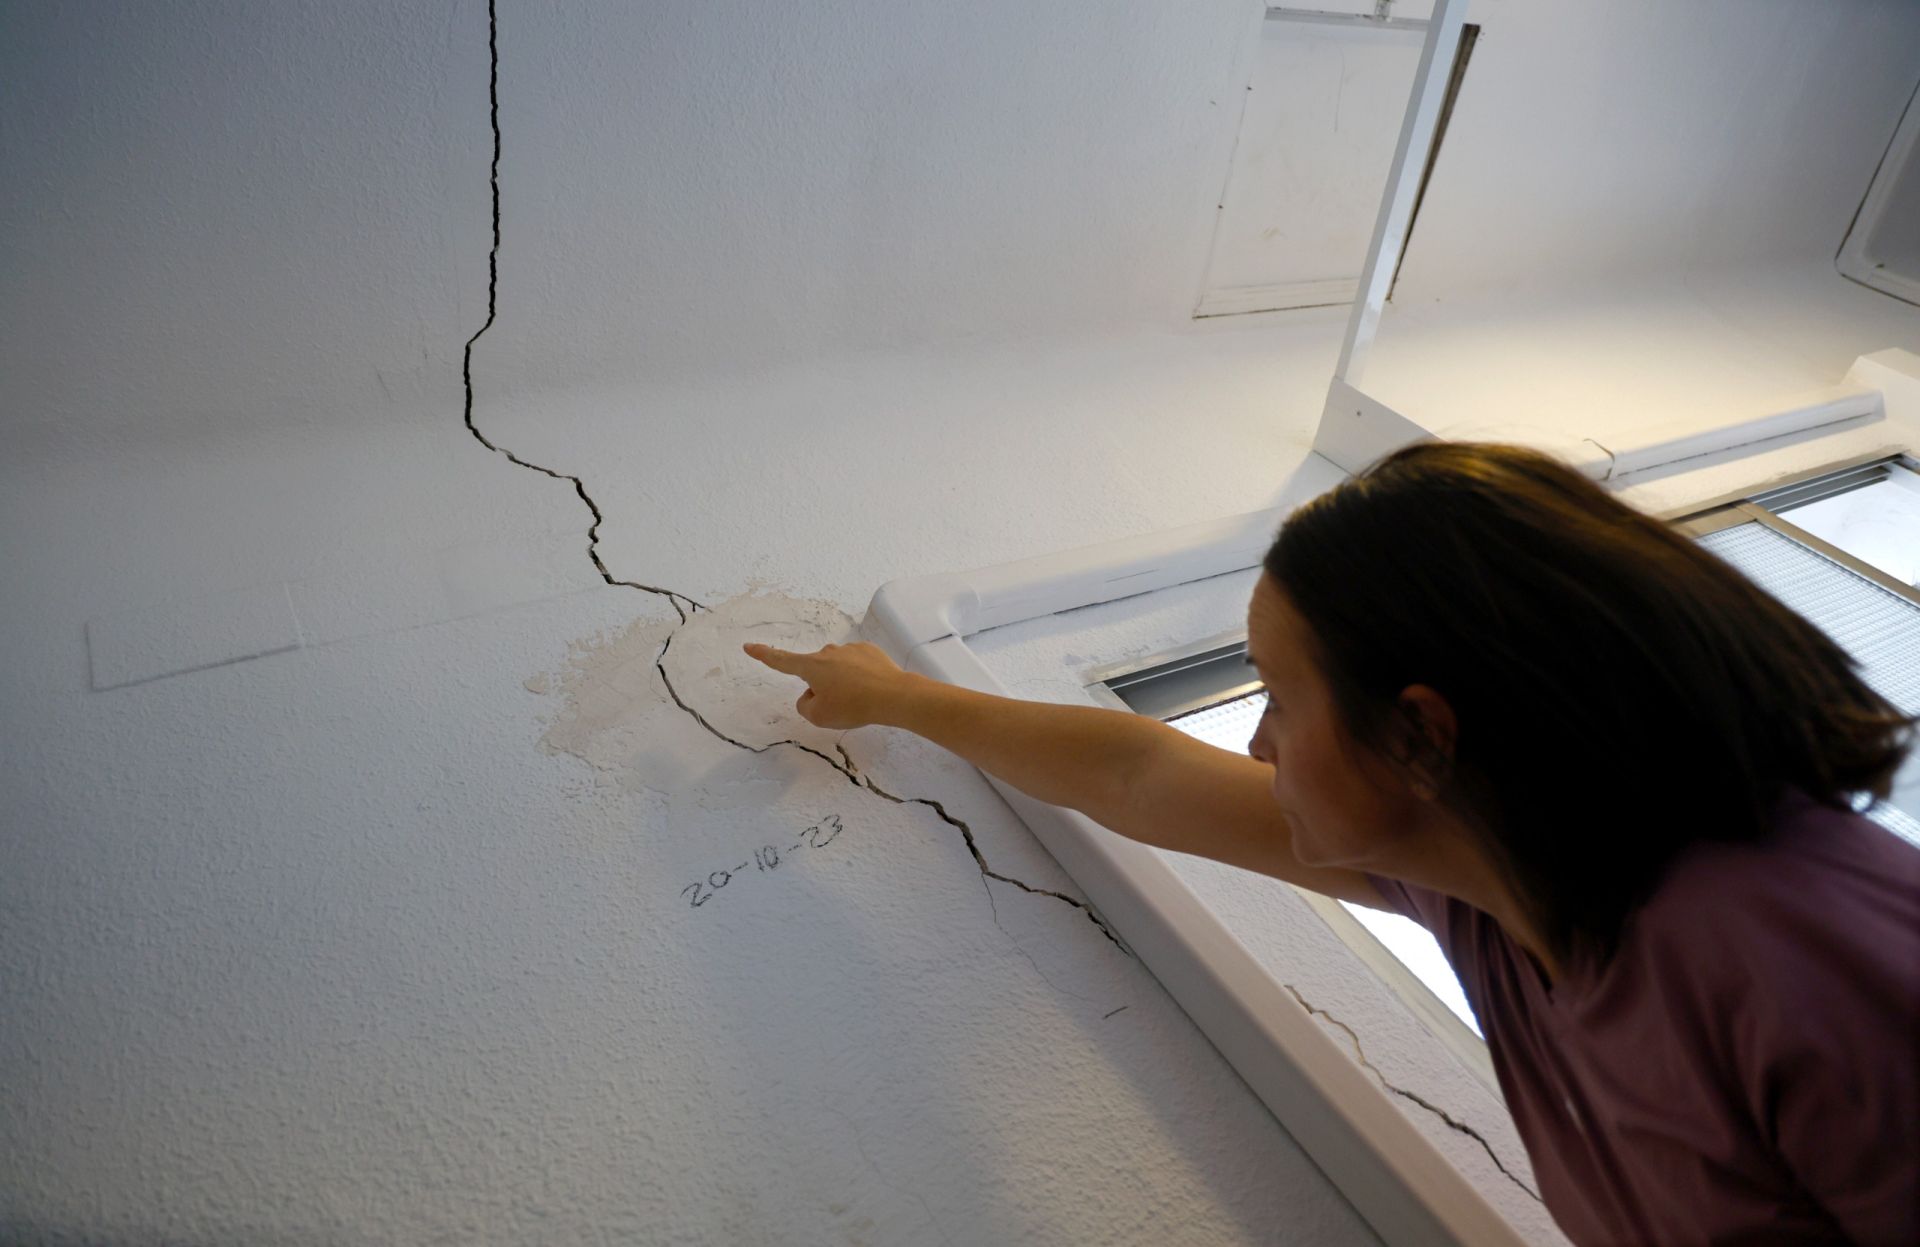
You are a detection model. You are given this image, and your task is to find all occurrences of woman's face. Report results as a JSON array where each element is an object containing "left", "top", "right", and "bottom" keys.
[{"left": 1243, "top": 573, "right": 1421, "bottom": 869}]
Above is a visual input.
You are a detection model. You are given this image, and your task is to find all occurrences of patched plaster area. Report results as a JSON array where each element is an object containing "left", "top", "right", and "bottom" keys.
[
  {"left": 535, "top": 588, "right": 855, "bottom": 800},
  {"left": 531, "top": 588, "right": 1129, "bottom": 952}
]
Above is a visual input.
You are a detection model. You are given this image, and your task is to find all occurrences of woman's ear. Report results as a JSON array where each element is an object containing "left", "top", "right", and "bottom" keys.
[{"left": 1394, "top": 685, "right": 1457, "bottom": 800}]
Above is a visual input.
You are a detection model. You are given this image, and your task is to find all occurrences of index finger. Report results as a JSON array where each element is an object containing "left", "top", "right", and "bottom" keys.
[{"left": 742, "top": 642, "right": 806, "bottom": 675}]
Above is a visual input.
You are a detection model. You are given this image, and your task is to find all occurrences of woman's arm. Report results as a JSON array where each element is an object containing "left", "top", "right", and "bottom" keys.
[
  {"left": 892, "top": 675, "right": 1388, "bottom": 907},
  {"left": 744, "top": 640, "right": 1388, "bottom": 907}
]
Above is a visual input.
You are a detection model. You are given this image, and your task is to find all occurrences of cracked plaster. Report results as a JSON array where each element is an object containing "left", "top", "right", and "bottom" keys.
[
  {"left": 532, "top": 589, "right": 857, "bottom": 804},
  {"left": 0, "top": 0, "right": 1459, "bottom": 1238},
  {"left": 35, "top": 0, "right": 1919, "bottom": 1242}
]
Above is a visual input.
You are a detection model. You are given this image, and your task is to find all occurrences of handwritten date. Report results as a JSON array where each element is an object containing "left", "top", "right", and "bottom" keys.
[{"left": 680, "top": 815, "right": 845, "bottom": 910}]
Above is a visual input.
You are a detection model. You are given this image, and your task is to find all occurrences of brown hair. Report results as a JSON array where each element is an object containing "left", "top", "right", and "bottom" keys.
[{"left": 1263, "top": 441, "right": 1915, "bottom": 969}]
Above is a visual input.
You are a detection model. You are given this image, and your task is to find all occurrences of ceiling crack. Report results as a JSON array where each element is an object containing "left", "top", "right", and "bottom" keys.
[
  {"left": 1283, "top": 984, "right": 1542, "bottom": 1203},
  {"left": 460, "top": 0, "right": 1126, "bottom": 975},
  {"left": 821, "top": 1103, "right": 957, "bottom": 1247},
  {"left": 458, "top": 0, "right": 703, "bottom": 626}
]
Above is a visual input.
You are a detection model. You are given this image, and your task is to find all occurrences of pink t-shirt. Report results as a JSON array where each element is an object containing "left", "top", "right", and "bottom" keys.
[{"left": 1368, "top": 788, "right": 1920, "bottom": 1246}]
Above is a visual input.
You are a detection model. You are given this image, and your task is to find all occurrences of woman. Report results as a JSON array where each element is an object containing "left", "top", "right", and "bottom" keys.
[{"left": 744, "top": 441, "right": 1919, "bottom": 1245}]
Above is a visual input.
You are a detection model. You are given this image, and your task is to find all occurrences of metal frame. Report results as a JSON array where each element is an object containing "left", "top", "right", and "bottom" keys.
[
  {"left": 1749, "top": 461, "right": 1901, "bottom": 514},
  {"left": 1082, "top": 625, "right": 1251, "bottom": 691},
  {"left": 1082, "top": 626, "right": 1262, "bottom": 721},
  {"left": 1305, "top": 0, "right": 1477, "bottom": 476},
  {"left": 1838, "top": 76, "right": 1920, "bottom": 307},
  {"left": 1678, "top": 502, "right": 1920, "bottom": 608},
  {"left": 1328, "top": 0, "right": 1469, "bottom": 391},
  {"left": 1675, "top": 452, "right": 1920, "bottom": 607}
]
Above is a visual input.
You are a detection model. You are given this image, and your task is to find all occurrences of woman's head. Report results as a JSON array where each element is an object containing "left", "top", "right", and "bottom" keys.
[
  {"left": 1249, "top": 441, "right": 1915, "bottom": 968},
  {"left": 1242, "top": 572, "right": 1453, "bottom": 873}
]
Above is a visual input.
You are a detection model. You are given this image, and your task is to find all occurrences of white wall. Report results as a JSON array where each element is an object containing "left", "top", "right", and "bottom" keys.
[
  {"left": 473, "top": 0, "right": 1265, "bottom": 395},
  {"left": 1, "top": 0, "right": 1267, "bottom": 453},
  {"left": 3, "top": 0, "right": 1916, "bottom": 1242},
  {"left": 1394, "top": 0, "right": 1920, "bottom": 300},
  {"left": 0, "top": 1, "right": 475, "bottom": 455},
  {"left": 1, "top": 2, "right": 1391, "bottom": 1243}
]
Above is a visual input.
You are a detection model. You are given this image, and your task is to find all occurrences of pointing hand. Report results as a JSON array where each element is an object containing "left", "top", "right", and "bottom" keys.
[{"left": 742, "top": 640, "right": 915, "bottom": 731}]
